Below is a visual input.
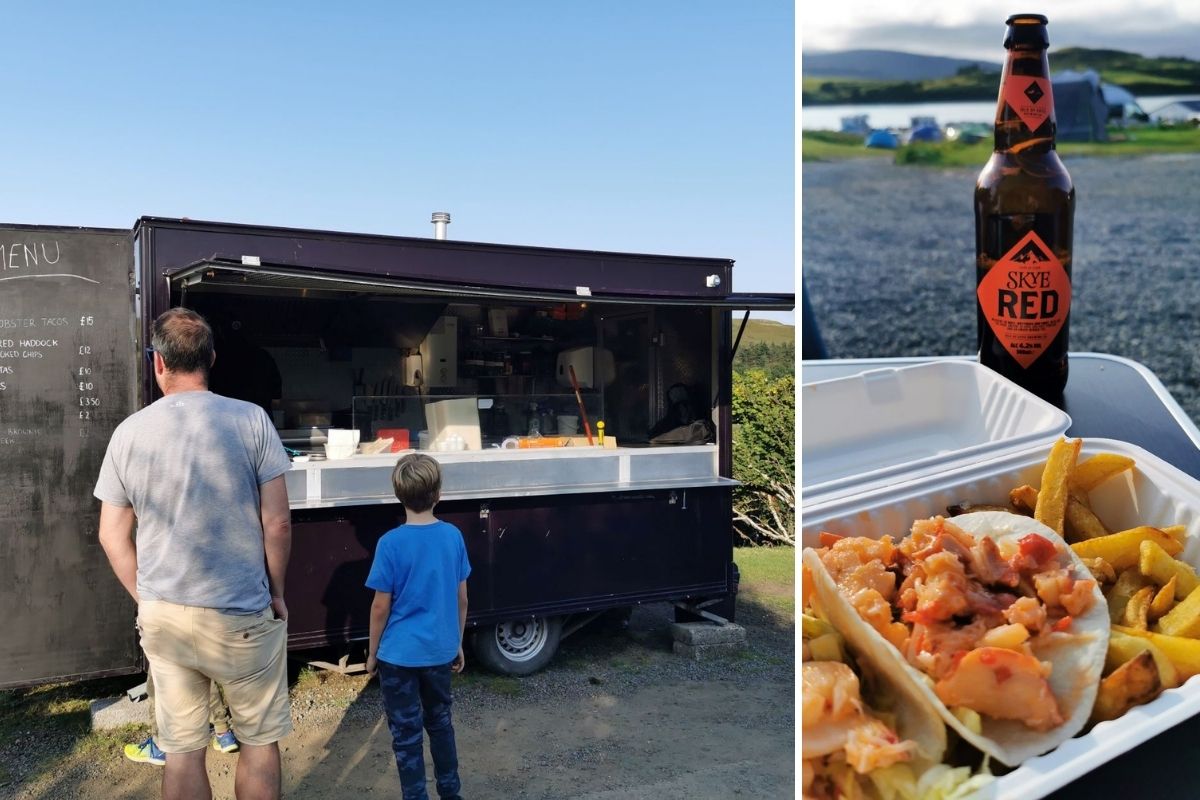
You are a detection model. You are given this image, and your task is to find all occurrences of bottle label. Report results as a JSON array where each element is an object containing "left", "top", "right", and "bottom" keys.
[
  {"left": 1002, "top": 75, "right": 1052, "bottom": 131},
  {"left": 977, "top": 230, "right": 1070, "bottom": 368}
]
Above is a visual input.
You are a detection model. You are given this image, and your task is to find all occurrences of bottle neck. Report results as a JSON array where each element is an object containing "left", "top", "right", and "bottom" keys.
[{"left": 993, "top": 48, "right": 1056, "bottom": 153}]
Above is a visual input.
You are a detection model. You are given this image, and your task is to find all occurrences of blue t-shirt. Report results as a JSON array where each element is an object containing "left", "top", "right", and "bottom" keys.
[{"left": 366, "top": 520, "right": 471, "bottom": 667}]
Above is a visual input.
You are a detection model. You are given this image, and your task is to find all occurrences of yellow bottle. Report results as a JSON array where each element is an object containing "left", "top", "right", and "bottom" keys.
[{"left": 596, "top": 420, "right": 605, "bottom": 446}]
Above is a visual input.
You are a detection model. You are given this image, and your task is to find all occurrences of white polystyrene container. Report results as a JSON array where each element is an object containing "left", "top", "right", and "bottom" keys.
[
  {"left": 802, "top": 437, "right": 1200, "bottom": 800},
  {"left": 801, "top": 361, "right": 1071, "bottom": 505}
]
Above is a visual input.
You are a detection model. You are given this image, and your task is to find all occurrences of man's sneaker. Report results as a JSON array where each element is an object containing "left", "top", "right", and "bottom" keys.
[
  {"left": 212, "top": 729, "right": 240, "bottom": 753},
  {"left": 124, "top": 736, "right": 166, "bottom": 766}
]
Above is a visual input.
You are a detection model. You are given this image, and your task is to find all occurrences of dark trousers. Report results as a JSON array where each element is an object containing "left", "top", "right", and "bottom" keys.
[{"left": 378, "top": 660, "right": 462, "bottom": 800}]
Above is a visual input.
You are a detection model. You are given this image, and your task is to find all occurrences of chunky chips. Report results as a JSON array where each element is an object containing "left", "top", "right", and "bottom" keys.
[{"left": 947, "top": 437, "right": 1196, "bottom": 727}]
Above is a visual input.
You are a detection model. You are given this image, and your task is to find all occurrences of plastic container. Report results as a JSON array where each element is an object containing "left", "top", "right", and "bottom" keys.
[
  {"left": 802, "top": 360, "right": 1070, "bottom": 504},
  {"left": 803, "top": 437, "right": 1200, "bottom": 799}
]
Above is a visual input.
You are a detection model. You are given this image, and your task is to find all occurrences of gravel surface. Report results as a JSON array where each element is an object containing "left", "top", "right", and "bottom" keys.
[
  {"left": 2, "top": 598, "right": 794, "bottom": 799},
  {"left": 802, "top": 153, "right": 1200, "bottom": 424}
]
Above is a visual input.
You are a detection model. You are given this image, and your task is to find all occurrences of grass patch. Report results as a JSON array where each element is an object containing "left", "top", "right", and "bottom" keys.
[
  {"left": 808, "top": 126, "right": 1200, "bottom": 167},
  {"left": 0, "top": 677, "right": 141, "bottom": 787},
  {"left": 1059, "top": 125, "right": 1200, "bottom": 158},
  {"left": 0, "top": 679, "right": 126, "bottom": 740},
  {"left": 895, "top": 138, "right": 992, "bottom": 167},
  {"left": 74, "top": 723, "right": 147, "bottom": 758},
  {"left": 735, "top": 545, "right": 795, "bottom": 587},
  {"left": 735, "top": 546, "right": 795, "bottom": 619},
  {"left": 293, "top": 665, "right": 325, "bottom": 692},
  {"left": 801, "top": 130, "right": 891, "bottom": 162}
]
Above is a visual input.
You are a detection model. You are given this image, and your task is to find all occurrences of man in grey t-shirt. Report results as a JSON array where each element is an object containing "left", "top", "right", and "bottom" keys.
[{"left": 96, "top": 307, "right": 293, "bottom": 800}]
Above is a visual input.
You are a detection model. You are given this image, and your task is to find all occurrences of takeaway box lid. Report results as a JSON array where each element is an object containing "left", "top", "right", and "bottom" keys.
[{"left": 801, "top": 359, "right": 1072, "bottom": 507}]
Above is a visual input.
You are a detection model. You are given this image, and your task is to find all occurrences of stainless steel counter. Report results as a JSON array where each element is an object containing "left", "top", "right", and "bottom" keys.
[{"left": 284, "top": 444, "right": 735, "bottom": 509}]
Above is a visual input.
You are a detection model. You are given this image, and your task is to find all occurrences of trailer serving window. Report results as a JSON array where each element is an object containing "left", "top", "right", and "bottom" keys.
[{"left": 165, "top": 259, "right": 789, "bottom": 455}]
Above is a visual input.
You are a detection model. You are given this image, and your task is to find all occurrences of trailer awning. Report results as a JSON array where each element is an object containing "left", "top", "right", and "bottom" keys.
[{"left": 167, "top": 258, "right": 794, "bottom": 310}]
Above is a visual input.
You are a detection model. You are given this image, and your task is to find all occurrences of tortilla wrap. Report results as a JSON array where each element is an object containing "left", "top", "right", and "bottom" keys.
[
  {"left": 806, "top": 623, "right": 945, "bottom": 767},
  {"left": 804, "top": 511, "right": 1109, "bottom": 767},
  {"left": 803, "top": 617, "right": 949, "bottom": 768}
]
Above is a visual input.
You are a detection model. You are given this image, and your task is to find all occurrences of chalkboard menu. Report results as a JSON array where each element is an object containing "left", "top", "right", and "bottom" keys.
[{"left": 0, "top": 226, "right": 138, "bottom": 688}]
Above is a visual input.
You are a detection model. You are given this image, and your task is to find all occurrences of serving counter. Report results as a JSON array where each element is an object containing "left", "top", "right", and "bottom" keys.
[{"left": 284, "top": 444, "right": 734, "bottom": 509}]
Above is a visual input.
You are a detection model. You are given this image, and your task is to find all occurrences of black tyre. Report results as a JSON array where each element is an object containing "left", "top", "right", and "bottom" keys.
[{"left": 470, "top": 616, "right": 563, "bottom": 676}]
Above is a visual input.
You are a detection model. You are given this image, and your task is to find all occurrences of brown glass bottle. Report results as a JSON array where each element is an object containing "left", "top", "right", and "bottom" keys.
[{"left": 975, "top": 13, "right": 1075, "bottom": 402}]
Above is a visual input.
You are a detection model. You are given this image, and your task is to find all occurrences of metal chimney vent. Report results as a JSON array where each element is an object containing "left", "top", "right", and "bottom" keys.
[{"left": 431, "top": 211, "right": 451, "bottom": 240}]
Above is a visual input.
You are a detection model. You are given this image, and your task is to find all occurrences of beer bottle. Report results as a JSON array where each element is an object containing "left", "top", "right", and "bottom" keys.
[{"left": 975, "top": 13, "right": 1075, "bottom": 401}]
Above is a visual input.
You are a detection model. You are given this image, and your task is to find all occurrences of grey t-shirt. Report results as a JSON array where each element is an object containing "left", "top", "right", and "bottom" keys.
[{"left": 94, "top": 390, "right": 292, "bottom": 612}]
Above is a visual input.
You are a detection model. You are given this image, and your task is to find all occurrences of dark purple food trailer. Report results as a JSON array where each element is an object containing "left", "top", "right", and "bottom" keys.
[{"left": 0, "top": 217, "right": 792, "bottom": 686}]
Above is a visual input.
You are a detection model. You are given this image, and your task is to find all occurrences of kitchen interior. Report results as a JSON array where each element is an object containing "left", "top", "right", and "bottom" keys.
[{"left": 192, "top": 286, "right": 715, "bottom": 463}]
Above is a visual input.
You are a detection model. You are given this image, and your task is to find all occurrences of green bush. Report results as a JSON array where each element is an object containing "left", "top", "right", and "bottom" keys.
[
  {"left": 733, "top": 341, "right": 795, "bottom": 379},
  {"left": 732, "top": 370, "right": 795, "bottom": 546}
]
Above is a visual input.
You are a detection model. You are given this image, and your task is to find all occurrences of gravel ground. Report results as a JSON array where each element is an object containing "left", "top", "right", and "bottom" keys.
[
  {"left": 802, "top": 153, "right": 1200, "bottom": 424},
  {"left": 2, "top": 596, "right": 794, "bottom": 799}
]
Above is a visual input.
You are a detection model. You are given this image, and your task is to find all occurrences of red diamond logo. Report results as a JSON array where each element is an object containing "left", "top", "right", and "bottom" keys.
[
  {"left": 1002, "top": 76, "right": 1052, "bottom": 131},
  {"left": 977, "top": 231, "right": 1071, "bottom": 368}
]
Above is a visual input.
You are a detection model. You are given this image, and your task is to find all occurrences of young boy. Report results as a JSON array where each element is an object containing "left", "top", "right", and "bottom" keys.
[{"left": 367, "top": 453, "right": 470, "bottom": 800}]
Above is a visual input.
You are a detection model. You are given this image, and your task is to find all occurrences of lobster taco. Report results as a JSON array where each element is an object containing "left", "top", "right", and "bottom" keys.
[
  {"left": 803, "top": 603, "right": 992, "bottom": 800},
  {"left": 803, "top": 510, "right": 1109, "bottom": 767}
]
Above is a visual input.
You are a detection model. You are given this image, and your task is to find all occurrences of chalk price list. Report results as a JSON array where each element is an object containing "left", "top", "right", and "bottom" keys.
[
  {"left": 0, "top": 314, "right": 102, "bottom": 437},
  {"left": 77, "top": 315, "right": 100, "bottom": 437}
]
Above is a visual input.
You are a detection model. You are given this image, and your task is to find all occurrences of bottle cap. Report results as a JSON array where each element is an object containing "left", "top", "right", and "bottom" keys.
[{"left": 1004, "top": 14, "right": 1049, "bottom": 49}]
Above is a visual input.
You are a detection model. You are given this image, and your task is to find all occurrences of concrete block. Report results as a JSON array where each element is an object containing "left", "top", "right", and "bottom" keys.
[
  {"left": 670, "top": 621, "right": 746, "bottom": 647},
  {"left": 673, "top": 640, "right": 745, "bottom": 660},
  {"left": 90, "top": 695, "right": 151, "bottom": 731}
]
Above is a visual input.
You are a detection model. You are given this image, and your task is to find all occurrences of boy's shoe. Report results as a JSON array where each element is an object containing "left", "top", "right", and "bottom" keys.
[
  {"left": 212, "top": 729, "right": 240, "bottom": 753},
  {"left": 124, "top": 736, "right": 166, "bottom": 766}
]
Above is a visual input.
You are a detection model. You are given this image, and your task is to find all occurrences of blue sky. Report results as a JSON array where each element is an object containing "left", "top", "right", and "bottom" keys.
[{"left": 0, "top": 1, "right": 795, "bottom": 322}]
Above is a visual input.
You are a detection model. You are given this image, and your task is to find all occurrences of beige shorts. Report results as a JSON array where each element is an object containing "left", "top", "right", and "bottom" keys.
[{"left": 137, "top": 600, "right": 293, "bottom": 752}]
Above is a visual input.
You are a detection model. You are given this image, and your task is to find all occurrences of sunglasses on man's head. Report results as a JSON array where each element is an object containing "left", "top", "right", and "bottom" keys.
[{"left": 145, "top": 347, "right": 156, "bottom": 363}]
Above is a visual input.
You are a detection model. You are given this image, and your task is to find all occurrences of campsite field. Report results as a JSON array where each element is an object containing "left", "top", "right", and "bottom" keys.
[{"left": 802, "top": 152, "right": 1200, "bottom": 425}]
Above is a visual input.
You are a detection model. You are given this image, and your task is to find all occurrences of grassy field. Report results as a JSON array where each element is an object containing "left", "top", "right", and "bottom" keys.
[
  {"left": 736, "top": 318, "right": 796, "bottom": 346},
  {"left": 803, "top": 125, "right": 1200, "bottom": 165},
  {"left": 801, "top": 130, "right": 892, "bottom": 162},
  {"left": 734, "top": 545, "right": 795, "bottom": 618}
]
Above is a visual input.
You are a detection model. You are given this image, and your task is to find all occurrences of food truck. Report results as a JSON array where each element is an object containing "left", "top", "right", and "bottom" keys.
[{"left": 0, "top": 216, "right": 793, "bottom": 685}]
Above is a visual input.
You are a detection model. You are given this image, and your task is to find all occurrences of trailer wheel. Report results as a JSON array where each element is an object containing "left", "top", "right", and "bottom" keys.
[{"left": 471, "top": 616, "right": 563, "bottom": 676}]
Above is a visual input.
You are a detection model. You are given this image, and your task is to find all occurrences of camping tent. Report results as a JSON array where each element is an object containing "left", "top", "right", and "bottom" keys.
[
  {"left": 864, "top": 129, "right": 899, "bottom": 149},
  {"left": 906, "top": 124, "right": 943, "bottom": 143},
  {"left": 1052, "top": 70, "right": 1109, "bottom": 142},
  {"left": 1100, "top": 81, "right": 1146, "bottom": 122}
]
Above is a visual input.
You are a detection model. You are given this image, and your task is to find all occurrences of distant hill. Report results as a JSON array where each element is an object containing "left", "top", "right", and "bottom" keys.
[
  {"left": 803, "top": 47, "right": 1200, "bottom": 106},
  {"left": 804, "top": 49, "right": 1000, "bottom": 81},
  {"left": 736, "top": 319, "right": 795, "bottom": 346}
]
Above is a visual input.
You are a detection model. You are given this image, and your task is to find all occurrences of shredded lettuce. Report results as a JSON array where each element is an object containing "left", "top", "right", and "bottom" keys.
[
  {"left": 866, "top": 763, "right": 918, "bottom": 800},
  {"left": 913, "top": 762, "right": 994, "bottom": 800},
  {"left": 866, "top": 760, "right": 993, "bottom": 800}
]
